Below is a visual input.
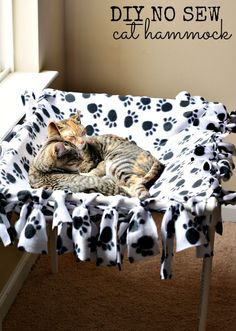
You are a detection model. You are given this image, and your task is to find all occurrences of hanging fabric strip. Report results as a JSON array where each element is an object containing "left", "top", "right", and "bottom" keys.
[
  {"left": 96, "top": 206, "right": 119, "bottom": 266},
  {"left": 160, "top": 203, "right": 176, "bottom": 279},
  {"left": 52, "top": 191, "right": 74, "bottom": 254},
  {"left": 0, "top": 212, "right": 13, "bottom": 246},
  {"left": 127, "top": 205, "right": 159, "bottom": 263},
  {"left": 15, "top": 202, "right": 32, "bottom": 239},
  {"left": 17, "top": 203, "right": 48, "bottom": 254},
  {"left": 72, "top": 204, "right": 93, "bottom": 261}
]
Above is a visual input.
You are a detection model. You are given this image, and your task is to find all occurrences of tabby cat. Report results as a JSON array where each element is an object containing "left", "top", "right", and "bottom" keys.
[
  {"left": 53, "top": 112, "right": 164, "bottom": 199},
  {"left": 29, "top": 122, "right": 130, "bottom": 196}
]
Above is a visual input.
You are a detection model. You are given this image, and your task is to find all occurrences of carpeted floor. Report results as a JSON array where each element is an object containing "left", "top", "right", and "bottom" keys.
[{"left": 3, "top": 221, "right": 236, "bottom": 331}]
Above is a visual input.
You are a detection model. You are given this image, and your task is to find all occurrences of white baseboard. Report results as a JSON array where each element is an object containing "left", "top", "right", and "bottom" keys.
[
  {"left": 222, "top": 205, "right": 236, "bottom": 222},
  {"left": 0, "top": 252, "right": 38, "bottom": 327}
]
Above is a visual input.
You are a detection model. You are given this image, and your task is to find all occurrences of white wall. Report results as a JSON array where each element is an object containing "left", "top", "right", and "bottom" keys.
[
  {"left": 64, "top": 0, "right": 236, "bottom": 189},
  {"left": 13, "top": 0, "right": 65, "bottom": 89}
]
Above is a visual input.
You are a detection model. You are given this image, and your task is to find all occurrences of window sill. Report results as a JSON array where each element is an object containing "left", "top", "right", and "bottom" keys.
[{"left": 0, "top": 70, "right": 58, "bottom": 141}]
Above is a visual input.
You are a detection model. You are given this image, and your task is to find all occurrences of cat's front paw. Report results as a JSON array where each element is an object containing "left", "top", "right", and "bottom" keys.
[{"left": 138, "top": 191, "right": 150, "bottom": 200}]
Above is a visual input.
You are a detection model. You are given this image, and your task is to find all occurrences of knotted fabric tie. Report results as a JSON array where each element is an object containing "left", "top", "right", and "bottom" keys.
[
  {"left": 161, "top": 201, "right": 209, "bottom": 279},
  {"left": 127, "top": 205, "right": 159, "bottom": 264},
  {"left": 52, "top": 190, "right": 74, "bottom": 255},
  {"left": 72, "top": 203, "right": 98, "bottom": 262},
  {"left": 18, "top": 203, "right": 48, "bottom": 254},
  {"left": 96, "top": 206, "right": 119, "bottom": 267}
]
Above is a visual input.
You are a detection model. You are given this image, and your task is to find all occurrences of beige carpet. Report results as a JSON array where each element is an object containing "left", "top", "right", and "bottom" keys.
[{"left": 3, "top": 222, "right": 236, "bottom": 331}]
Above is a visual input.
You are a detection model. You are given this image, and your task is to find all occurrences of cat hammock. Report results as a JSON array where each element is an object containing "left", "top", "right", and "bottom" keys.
[{"left": 0, "top": 89, "right": 236, "bottom": 330}]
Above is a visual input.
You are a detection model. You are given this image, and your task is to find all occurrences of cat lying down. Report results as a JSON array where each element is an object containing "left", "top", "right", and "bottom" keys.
[
  {"left": 29, "top": 123, "right": 129, "bottom": 196},
  {"left": 29, "top": 112, "right": 164, "bottom": 199}
]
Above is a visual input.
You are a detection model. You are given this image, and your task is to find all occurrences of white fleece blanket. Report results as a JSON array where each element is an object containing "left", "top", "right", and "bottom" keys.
[{"left": 0, "top": 89, "right": 235, "bottom": 279}]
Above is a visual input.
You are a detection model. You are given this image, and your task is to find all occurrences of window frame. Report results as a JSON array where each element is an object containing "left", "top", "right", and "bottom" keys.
[{"left": 0, "top": 0, "right": 14, "bottom": 81}]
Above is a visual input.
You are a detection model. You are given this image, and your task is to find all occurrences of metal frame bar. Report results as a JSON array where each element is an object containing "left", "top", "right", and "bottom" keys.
[{"left": 198, "top": 199, "right": 220, "bottom": 331}]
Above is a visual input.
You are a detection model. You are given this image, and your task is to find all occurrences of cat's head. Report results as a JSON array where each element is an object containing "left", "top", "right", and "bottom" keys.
[
  {"left": 36, "top": 122, "right": 84, "bottom": 173},
  {"left": 53, "top": 111, "right": 87, "bottom": 148}
]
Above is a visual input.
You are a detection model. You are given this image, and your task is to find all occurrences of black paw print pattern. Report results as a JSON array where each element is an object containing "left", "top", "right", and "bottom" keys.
[
  {"left": 60, "top": 92, "right": 76, "bottom": 103},
  {"left": 136, "top": 97, "right": 151, "bottom": 111},
  {"left": 124, "top": 110, "right": 138, "bottom": 128},
  {"left": 26, "top": 142, "right": 38, "bottom": 157},
  {"left": 170, "top": 163, "right": 182, "bottom": 173},
  {"left": 21, "top": 91, "right": 34, "bottom": 106},
  {"left": 22, "top": 216, "right": 47, "bottom": 254},
  {"left": 34, "top": 109, "right": 48, "bottom": 128},
  {"left": 1, "top": 169, "right": 16, "bottom": 184},
  {"left": 51, "top": 105, "right": 65, "bottom": 120},
  {"left": 161, "top": 149, "right": 174, "bottom": 161},
  {"left": 126, "top": 135, "right": 135, "bottom": 142},
  {"left": 153, "top": 138, "right": 168, "bottom": 151},
  {"left": 40, "top": 105, "right": 52, "bottom": 119},
  {"left": 183, "top": 219, "right": 201, "bottom": 245},
  {"left": 97, "top": 226, "right": 114, "bottom": 252},
  {"left": 171, "top": 179, "right": 186, "bottom": 192},
  {"left": 96, "top": 210, "right": 118, "bottom": 266},
  {"left": 103, "top": 109, "right": 118, "bottom": 128},
  {"left": 85, "top": 123, "right": 100, "bottom": 136},
  {"left": 180, "top": 190, "right": 195, "bottom": 201},
  {"left": 119, "top": 95, "right": 133, "bottom": 107},
  {"left": 12, "top": 162, "right": 25, "bottom": 180},
  {"left": 73, "top": 215, "right": 90, "bottom": 237},
  {"left": 156, "top": 99, "right": 173, "bottom": 112},
  {"left": 68, "top": 108, "right": 78, "bottom": 116},
  {"left": 24, "top": 216, "right": 42, "bottom": 239},
  {"left": 142, "top": 121, "right": 158, "bottom": 136},
  {"left": 183, "top": 109, "right": 199, "bottom": 126},
  {"left": 82, "top": 93, "right": 96, "bottom": 99},
  {"left": 190, "top": 166, "right": 202, "bottom": 175},
  {"left": 166, "top": 204, "right": 181, "bottom": 238},
  {"left": 87, "top": 103, "right": 102, "bottom": 119},
  {"left": 163, "top": 117, "right": 177, "bottom": 132},
  {"left": 179, "top": 134, "right": 192, "bottom": 145},
  {"left": 179, "top": 93, "right": 196, "bottom": 107},
  {"left": 130, "top": 235, "right": 155, "bottom": 262},
  {"left": 42, "top": 92, "right": 56, "bottom": 103},
  {"left": 87, "top": 235, "right": 98, "bottom": 254},
  {"left": 25, "top": 124, "right": 38, "bottom": 140},
  {"left": 57, "top": 234, "right": 70, "bottom": 255}
]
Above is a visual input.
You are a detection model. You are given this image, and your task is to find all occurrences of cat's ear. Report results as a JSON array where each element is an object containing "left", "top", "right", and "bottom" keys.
[
  {"left": 53, "top": 142, "right": 66, "bottom": 157},
  {"left": 71, "top": 110, "right": 82, "bottom": 123},
  {"left": 48, "top": 121, "right": 61, "bottom": 138}
]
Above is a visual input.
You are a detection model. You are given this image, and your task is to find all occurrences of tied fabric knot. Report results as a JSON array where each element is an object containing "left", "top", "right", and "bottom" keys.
[
  {"left": 174, "top": 203, "right": 207, "bottom": 252},
  {"left": 52, "top": 190, "right": 74, "bottom": 255},
  {"left": 127, "top": 205, "right": 159, "bottom": 264},
  {"left": 96, "top": 195, "right": 128, "bottom": 268},
  {"left": 161, "top": 201, "right": 209, "bottom": 279},
  {"left": 17, "top": 203, "right": 48, "bottom": 254},
  {"left": 185, "top": 197, "right": 207, "bottom": 216}
]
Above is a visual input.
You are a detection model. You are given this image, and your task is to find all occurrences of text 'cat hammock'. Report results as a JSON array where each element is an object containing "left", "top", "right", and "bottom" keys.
[{"left": 0, "top": 89, "right": 236, "bottom": 281}]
